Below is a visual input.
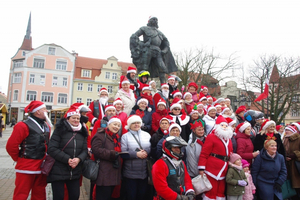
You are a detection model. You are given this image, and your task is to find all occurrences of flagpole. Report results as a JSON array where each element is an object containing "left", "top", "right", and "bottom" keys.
[{"left": 266, "top": 68, "right": 269, "bottom": 119}]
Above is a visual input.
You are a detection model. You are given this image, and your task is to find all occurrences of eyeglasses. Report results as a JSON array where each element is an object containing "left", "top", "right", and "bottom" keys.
[{"left": 173, "top": 108, "right": 181, "bottom": 111}]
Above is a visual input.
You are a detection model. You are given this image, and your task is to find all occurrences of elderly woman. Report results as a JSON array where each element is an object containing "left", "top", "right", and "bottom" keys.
[
  {"left": 251, "top": 140, "right": 287, "bottom": 200},
  {"left": 47, "top": 104, "right": 88, "bottom": 200},
  {"left": 236, "top": 122, "right": 259, "bottom": 167},
  {"left": 183, "top": 92, "right": 195, "bottom": 115},
  {"left": 253, "top": 119, "right": 285, "bottom": 156},
  {"left": 202, "top": 106, "right": 217, "bottom": 135},
  {"left": 151, "top": 98, "right": 168, "bottom": 133},
  {"left": 121, "top": 115, "right": 151, "bottom": 200},
  {"left": 91, "top": 116, "right": 122, "bottom": 200},
  {"left": 283, "top": 125, "right": 300, "bottom": 198},
  {"left": 115, "top": 76, "right": 136, "bottom": 116}
]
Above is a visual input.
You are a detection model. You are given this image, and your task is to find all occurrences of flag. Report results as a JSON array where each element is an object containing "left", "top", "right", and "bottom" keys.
[{"left": 254, "top": 79, "right": 269, "bottom": 102}]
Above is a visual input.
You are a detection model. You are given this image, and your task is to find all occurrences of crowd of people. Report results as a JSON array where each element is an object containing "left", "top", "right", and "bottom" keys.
[{"left": 5, "top": 66, "right": 300, "bottom": 200}]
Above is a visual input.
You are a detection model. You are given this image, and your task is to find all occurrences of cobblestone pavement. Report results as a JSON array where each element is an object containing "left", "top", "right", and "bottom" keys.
[{"left": 0, "top": 127, "right": 89, "bottom": 200}]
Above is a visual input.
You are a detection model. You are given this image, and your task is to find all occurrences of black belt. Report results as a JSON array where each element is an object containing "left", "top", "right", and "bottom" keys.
[{"left": 210, "top": 153, "right": 229, "bottom": 162}]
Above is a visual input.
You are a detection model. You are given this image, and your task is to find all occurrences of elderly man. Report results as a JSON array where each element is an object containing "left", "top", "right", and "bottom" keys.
[
  {"left": 6, "top": 100, "right": 52, "bottom": 200},
  {"left": 153, "top": 83, "right": 170, "bottom": 110}
]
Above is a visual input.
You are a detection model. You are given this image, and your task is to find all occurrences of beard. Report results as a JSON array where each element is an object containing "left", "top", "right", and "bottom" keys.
[
  {"left": 162, "top": 89, "right": 169, "bottom": 99},
  {"left": 44, "top": 112, "right": 53, "bottom": 127},
  {"left": 99, "top": 97, "right": 108, "bottom": 105},
  {"left": 215, "top": 124, "right": 233, "bottom": 141}
]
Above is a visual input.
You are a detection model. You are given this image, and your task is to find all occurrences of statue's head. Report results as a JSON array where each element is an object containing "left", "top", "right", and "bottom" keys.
[{"left": 147, "top": 16, "right": 158, "bottom": 28}]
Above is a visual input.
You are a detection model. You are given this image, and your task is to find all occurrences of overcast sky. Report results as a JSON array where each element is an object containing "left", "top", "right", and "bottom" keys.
[{"left": 1, "top": 0, "right": 300, "bottom": 94}]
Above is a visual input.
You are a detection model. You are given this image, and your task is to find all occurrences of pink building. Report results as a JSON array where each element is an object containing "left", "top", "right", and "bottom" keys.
[{"left": 7, "top": 13, "right": 76, "bottom": 122}]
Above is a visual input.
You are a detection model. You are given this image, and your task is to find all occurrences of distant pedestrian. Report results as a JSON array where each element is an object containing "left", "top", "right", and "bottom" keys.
[
  {"left": 10, "top": 117, "right": 16, "bottom": 127},
  {"left": 0, "top": 115, "right": 3, "bottom": 138}
]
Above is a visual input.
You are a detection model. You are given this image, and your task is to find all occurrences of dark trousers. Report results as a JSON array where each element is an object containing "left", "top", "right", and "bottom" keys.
[
  {"left": 123, "top": 177, "right": 148, "bottom": 200},
  {"left": 51, "top": 179, "right": 80, "bottom": 200},
  {"left": 96, "top": 185, "right": 115, "bottom": 200}
]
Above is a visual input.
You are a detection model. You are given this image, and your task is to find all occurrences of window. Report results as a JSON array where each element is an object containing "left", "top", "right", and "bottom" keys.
[
  {"left": 87, "top": 84, "right": 93, "bottom": 92},
  {"left": 58, "top": 94, "right": 67, "bottom": 104},
  {"left": 40, "top": 75, "right": 45, "bottom": 85},
  {"left": 78, "top": 83, "right": 83, "bottom": 91},
  {"left": 52, "top": 76, "right": 58, "bottom": 86},
  {"left": 112, "top": 73, "right": 117, "bottom": 80},
  {"left": 29, "top": 74, "right": 35, "bottom": 84},
  {"left": 63, "top": 77, "right": 67, "bottom": 87},
  {"left": 13, "top": 90, "right": 18, "bottom": 101},
  {"left": 22, "top": 51, "right": 26, "bottom": 56},
  {"left": 33, "top": 58, "right": 45, "bottom": 68},
  {"left": 292, "top": 95, "right": 300, "bottom": 103},
  {"left": 87, "top": 98, "right": 92, "bottom": 106},
  {"left": 48, "top": 47, "right": 55, "bottom": 55},
  {"left": 26, "top": 91, "right": 36, "bottom": 101},
  {"left": 291, "top": 109, "right": 300, "bottom": 117},
  {"left": 105, "top": 72, "right": 110, "bottom": 79},
  {"left": 108, "top": 85, "right": 113, "bottom": 93},
  {"left": 13, "top": 60, "right": 23, "bottom": 68},
  {"left": 76, "top": 98, "right": 82, "bottom": 103},
  {"left": 82, "top": 70, "right": 91, "bottom": 78},
  {"left": 13, "top": 73, "right": 22, "bottom": 83},
  {"left": 41, "top": 92, "right": 53, "bottom": 103},
  {"left": 97, "top": 85, "right": 103, "bottom": 92},
  {"left": 56, "top": 61, "right": 67, "bottom": 70}
]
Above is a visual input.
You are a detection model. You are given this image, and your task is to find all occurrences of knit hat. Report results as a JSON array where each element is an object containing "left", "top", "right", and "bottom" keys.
[
  {"left": 99, "top": 88, "right": 108, "bottom": 96},
  {"left": 107, "top": 116, "right": 121, "bottom": 125},
  {"left": 236, "top": 122, "right": 251, "bottom": 133},
  {"left": 113, "top": 98, "right": 123, "bottom": 105},
  {"left": 169, "top": 122, "right": 182, "bottom": 133},
  {"left": 171, "top": 90, "right": 182, "bottom": 98},
  {"left": 229, "top": 153, "right": 241, "bottom": 164},
  {"left": 260, "top": 119, "right": 276, "bottom": 131},
  {"left": 157, "top": 98, "right": 166, "bottom": 107},
  {"left": 168, "top": 76, "right": 175, "bottom": 81},
  {"left": 183, "top": 92, "right": 192, "bottom": 99},
  {"left": 65, "top": 103, "right": 81, "bottom": 118},
  {"left": 188, "top": 82, "right": 198, "bottom": 91},
  {"left": 125, "top": 115, "right": 142, "bottom": 130},
  {"left": 225, "top": 117, "right": 236, "bottom": 127},
  {"left": 104, "top": 105, "right": 116, "bottom": 113},
  {"left": 127, "top": 66, "right": 136, "bottom": 74},
  {"left": 292, "top": 122, "right": 300, "bottom": 131},
  {"left": 161, "top": 83, "right": 169, "bottom": 89},
  {"left": 242, "top": 159, "right": 250, "bottom": 168},
  {"left": 285, "top": 125, "right": 297, "bottom": 133},
  {"left": 276, "top": 125, "right": 283, "bottom": 131},
  {"left": 236, "top": 105, "right": 247, "bottom": 114},
  {"left": 24, "top": 101, "right": 46, "bottom": 113}
]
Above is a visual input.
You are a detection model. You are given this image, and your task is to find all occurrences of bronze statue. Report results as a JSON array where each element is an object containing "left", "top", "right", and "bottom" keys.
[{"left": 130, "top": 16, "right": 178, "bottom": 84}]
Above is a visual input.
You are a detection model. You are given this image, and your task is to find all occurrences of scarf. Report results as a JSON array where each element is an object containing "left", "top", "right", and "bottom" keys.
[
  {"left": 266, "top": 132, "right": 276, "bottom": 140},
  {"left": 105, "top": 128, "right": 121, "bottom": 152},
  {"left": 140, "top": 93, "right": 153, "bottom": 105},
  {"left": 156, "top": 109, "right": 168, "bottom": 116},
  {"left": 229, "top": 162, "right": 243, "bottom": 171},
  {"left": 135, "top": 109, "right": 145, "bottom": 119},
  {"left": 196, "top": 136, "right": 205, "bottom": 146},
  {"left": 184, "top": 99, "right": 193, "bottom": 104},
  {"left": 67, "top": 121, "right": 82, "bottom": 132}
]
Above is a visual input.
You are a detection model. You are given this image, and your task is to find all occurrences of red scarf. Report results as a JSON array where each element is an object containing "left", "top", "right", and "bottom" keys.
[
  {"left": 156, "top": 109, "right": 168, "bottom": 116},
  {"left": 266, "top": 132, "right": 276, "bottom": 141},
  {"left": 140, "top": 93, "right": 154, "bottom": 105},
  {"left": 196, "top": 139, "right": 204, "bottom": 146},
  {"left": 105, "top": 128, "right": 121, "bottom": 152},
  {"left": 135, "top": 109, "right": 145, "bottom": 118}
]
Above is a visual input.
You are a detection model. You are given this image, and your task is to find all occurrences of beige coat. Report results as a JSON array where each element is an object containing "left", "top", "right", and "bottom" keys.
[{"left": 114, "top": 89, "right": 135, "bottom": 117}]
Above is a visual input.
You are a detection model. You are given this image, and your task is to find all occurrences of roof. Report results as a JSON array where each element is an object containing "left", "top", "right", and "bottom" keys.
[
  {"left": 269, "top": 64, "right": 280, "bottom": 83},
  {"left": 75, "top": 56, "right": 107, "bottom": 69}
]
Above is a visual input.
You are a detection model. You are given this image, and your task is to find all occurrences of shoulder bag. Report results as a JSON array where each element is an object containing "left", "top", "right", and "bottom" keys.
[{"left": 192, "top": 174, "right": 212, "bottom": 195}]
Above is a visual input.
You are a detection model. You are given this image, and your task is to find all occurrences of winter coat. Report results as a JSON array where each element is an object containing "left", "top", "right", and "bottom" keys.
[
  {"left": 150, "top": 128, "right": 168, "bottom": 160},
  {"left": 253, "top": 131, "right": 285, "bottom": 157},
  {"left": 47, "top": 119, "right": 88, "bottom": 182},
  {"left": 114, "top": 89, "right": 136, "bottom": 117},
  {"left": 91, "top": 128, "right": 121, "bottom": 186},
  {"left": 226, "top": 165, "right": 247, "bottom": 196},
  {"left": 116, "top": 111, "right": 127, "bottom": 123},
  {"left": 130, "top": 108, "right": 152, "bottom": 133},
  {"left": 202, "top": 115, "right": 216, "bottom": 135},
  {"left": 121, "top": 129, "right": 151, "bottom": 179},
  {"left": 190, "top": 91, "right": 199, "bottom": 103},
  {"left": 243, "top": 172, "right": 256, "bottom": 200},
  {"left": 168, "top": 113, "right": 191, "bottom": 142},
  {"left": 185, "top": 101, "right": 195, "bottom": 115},
  {"left": 186, "top": 133, "right": 205, "bottom": 178},
  {"left": 235, "top": 115, "right": 245, "bottom": 126},
  {"left": 236, "top": 131, "right": 254, "bottom": 166},
  {"left": 283, "top": 133, "right": 300, "bottom": 188},
  {"left": 151, "top": 109, "right": 168, "bottom": 133},
  {"left": 251, "top": 148, "right": 287, "bottom": 200},
  {"left": 231, "top": 135, "right": 237, "bottom": 153}
]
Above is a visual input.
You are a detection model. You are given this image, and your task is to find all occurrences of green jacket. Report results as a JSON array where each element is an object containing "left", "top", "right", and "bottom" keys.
[{"left": 226, "top": 165, "right": 248, "bottom": 196}]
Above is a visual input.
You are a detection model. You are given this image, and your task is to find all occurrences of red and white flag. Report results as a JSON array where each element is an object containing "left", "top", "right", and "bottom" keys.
[{"left": 254, "top": 79, "right": 269, "bottom": 102}]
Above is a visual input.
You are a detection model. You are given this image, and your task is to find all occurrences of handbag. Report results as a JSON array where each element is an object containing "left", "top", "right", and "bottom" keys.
[
  {"left": 82, "top": 133, "right": 106, "bottom": 181},
  {"left": 294, "top": 160, "right": 300, "bottom": 175},
  {"left": 281, "top": 179, "right": 297, "bottom": 199},
  {"left": 192, "top": 174, "right": 212, "bottom": 195},
  {"left": 41, "top": 133, "right": 77, "bottom": 175}
]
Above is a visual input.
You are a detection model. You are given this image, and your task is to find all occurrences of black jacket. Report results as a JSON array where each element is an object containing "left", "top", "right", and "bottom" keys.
[{"left": 47, "top": 118, "right": 88, "bottom": 182}]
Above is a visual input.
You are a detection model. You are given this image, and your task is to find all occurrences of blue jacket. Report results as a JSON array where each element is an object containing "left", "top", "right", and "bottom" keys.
[
  {"left": 130, "top": 109, "right": 152, "bottom": 133},
  {"left": 251, "top": 148, "right": 287, "bottom": 200}
]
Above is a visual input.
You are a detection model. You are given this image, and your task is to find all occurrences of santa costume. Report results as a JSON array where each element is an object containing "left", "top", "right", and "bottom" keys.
[{"left": 198, "top": 115, "right": 234, "bottom": 200}]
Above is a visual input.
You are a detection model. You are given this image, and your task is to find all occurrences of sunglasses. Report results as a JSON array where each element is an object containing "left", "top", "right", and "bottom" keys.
[{"left": 173, "top": 108, "right": 181, "bottom": 111}]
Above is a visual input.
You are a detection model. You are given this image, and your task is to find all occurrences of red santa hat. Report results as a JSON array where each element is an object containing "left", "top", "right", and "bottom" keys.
[
  {"left": 161, "top": 83, "right": 169, "bottom": 89},
  {"left": 137, "top": 98, "right": 149, "bottom": 106},
  {"left": 149, "top": 80, "right": 155, "bottom": 86},
  {"left": 157, "top": 98, "right": 166, "bottom": 107},
  {"left": 127, "top": 66, "right": 136, "bottom": 74},
  {"left": 207, "top": 105, "right": 216, "bottom": 113},
  {"left": 170, "top": 102, "right": 181, "bottom": 111},
  {"left": 207, "top": 95, "right": 213, "bottom": 100},
  {"left": 99, "top": 87, "right": 108, "bottom": 96},
  {"left": 78, "top": 103, "right": 91, "bottom": 112},
  {"left": 235, "top": 105, "right": 247, "bottom": 114},
  {"left": 119, "top": 75, "right": 130, "bottom": 89},
  {"left": 215, "top": 98, "right": 226, "bottom": 104},
  {"left": 113, "top": 98, "right": 123, "bottom": 106},
  {"left": 197, "top": 102, "right": 203, "bottom": 107},
  {"left": 276, "top": 125, "right": 283, "bottom": 131},
  {"left": 169, "top": 122, "right": 182, "bottom": 133},
  {"left": 285, "top": 125, "right": 298, "bottom": 133},
  {"left": 199, "top": 95, "right": 207, "bottom": 102},
  {"left": 260, "top": 119, "right": 276, "bottom": 131},
  {"left": 168, "top": 76, "right": 175, "bottom": 81},
  {"left": 107, "top": 116, "right": 121, "bottom": 125},
  {"left": 159, "top": 115, "right": 173, "bottom": 124},
  {"left": 188, "top": 82, "right": 198, "bottom": 91},
  {"left": 104, "top": 105, "right": 116, "bottom": 113},
  {"left": 292, "top": 122, "right": 300, "bottom": 131},
  {"left": 171, "top": 90, "right": 182, "bottom": 98},
  {"left": 65, "top": 104, "right": 81, "bottom": 118},
  {"left": 221, "top": 107, "right": 230, "bottom": 115},
  {"left": 190, "top": 104, "right": 199, "bottom": 115},
  {"left": 183, "top": 92, "right": 192, "bottom": 99},
  {"left": 214, "top": 103, "right": 221, "bottom": 108},
  {"left": 190, "top": 120, "right": 204, "bottom": 130},
  {"left": 225, "top": 117, "right": 236, "bottom": 127},
  {"left": 141, "top": 84, "right": 150, "bottom": 91},
  {"left": 125, "top": 115, "right": 142, "bottom": 130},
  {"left": 216, "top": 115, "right": 228, "bottom": 125},
  {"left": 172, "top": 97, "right": 183, "bottom": 104},
  {"left": 236, "top": 122, "right": 251, "bottom": 133},
  {"left": 225, "top": 98, "right": 231, "bottom": 102},
  {"left": 200, "top": 85, "right": 208, "bottom": 91},
  {"left": 24, "top": 100, "right": 46, "bottom": 113}
]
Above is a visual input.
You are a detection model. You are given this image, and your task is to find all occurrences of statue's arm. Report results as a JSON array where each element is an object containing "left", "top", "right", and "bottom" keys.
[
  {"left": 161, "top": 34, "right": 170, "bottom": 54},
  {"left": 134, "top": 27, "right": 145, "bottom": 37}
]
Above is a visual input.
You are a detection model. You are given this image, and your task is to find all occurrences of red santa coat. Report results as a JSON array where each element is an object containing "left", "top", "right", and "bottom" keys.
[
  {"left": 198, "top": 130, "right": 233, "bottom": 180},
  {"left": 151, "top": 109, "right": 168, "bottom": 132},
  {"left": 6, "top": 121, "right": 50, "bottom": 173},
  {"left": 152, "top": 155, "right": 194, "bottom": 200},
  {"left": 87, "top": 100, "right": 105, "bottom": 124}
]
